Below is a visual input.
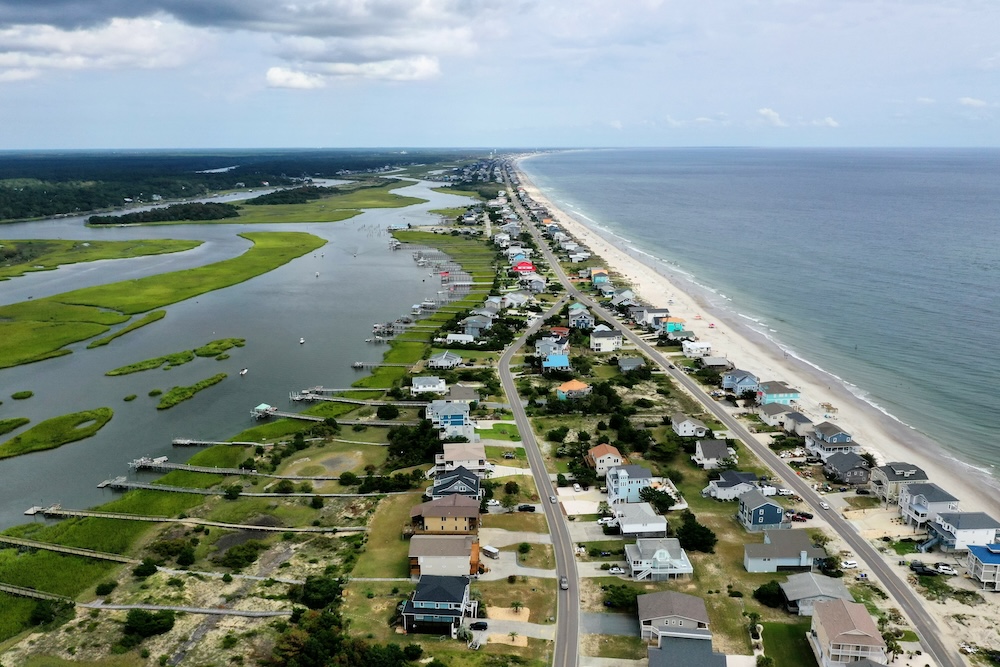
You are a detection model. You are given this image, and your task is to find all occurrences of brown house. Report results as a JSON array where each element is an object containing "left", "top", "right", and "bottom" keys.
[
  {"left": 409, "top": 495, "right": 480, "bottom": 534},
  {"left": 408, "top": 535, "right": 480, "bottom": 579}
]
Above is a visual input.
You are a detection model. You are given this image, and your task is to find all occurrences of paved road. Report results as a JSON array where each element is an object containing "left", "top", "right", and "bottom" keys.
[{"left": 510, "top": 163, "right": 962, "bottom": 667}]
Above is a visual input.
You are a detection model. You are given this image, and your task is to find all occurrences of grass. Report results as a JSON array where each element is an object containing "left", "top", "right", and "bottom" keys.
[
  {"left": 889, "top": 539, "right": 920, "bottom": 556},
  {"left": 106, "top": 338, "right": 244, "bottom": 375},
  {"left": 11, "top": 390, "right": 33, "bottom": 399},
  {"left": 0, "top": 231, "right": 325, "bottom": 369},
  {"left": 23, "top": 656, "right": 143, "bottom": 667},
  {"left": 350, "top": 494, "right": 425, "bottom": 579},
  {"left": 503, "top": 543, "right": 555, "bottom": 569},
  {"left": 156, "top": 373, "right": 227, "bottom": 409},
  {"left": 342, "top": 580, "right": 415, "bottom": 642},
  {"left": 475, "top": 577, "right": 558, "bottom": 623},
  {"left": 844, "top": 496, "right": 882, "bottom": 510},
  {"left": 428, "top": 206, "right": 469, "bottom": 219},
  {"left": 0, "top": 238, "right": 200, "bottom": 280},
  {"left": 0, "top": 418, "right": 29, "bottom": 436},
  {"left": 234, "top": 181, "right": 427, "bottom": 223},
  {"left": 86, "top": 310, "right": 166, "bottom": 348},
  {"left": 582, "top": 634, "right": 646, "bottom": 660},
  {"left": 0, "top": 408, "right": 113, "bottom": 460},
  {"left": 762, "top": 620, "right": 815, "bottom": 667},
  {"left": 480, "top": 512, "right": 548, "bottom": 533},
  {"left": 479, "top": 423, "right": 521, "bottom": 441}
]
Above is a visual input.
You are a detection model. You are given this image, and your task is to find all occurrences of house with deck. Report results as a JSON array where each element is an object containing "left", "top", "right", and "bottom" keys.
[
  {"left": 806, "top": 422, "right": 861, "bottom": 460},
  {"left": 702, "top": 471, "right": 758, "bottom": 501},
  {"left": 434, "top": 442, "right": 489, "bottom": 477},
  {"left": 542, "top": 353, "right": 572, "bottom": 373},
  {"left": 924, "top": 512, "right": 1000, "bottom": 553},
  {"left": 460, "top": 315, "right": 493, "bottom": 338},
  {"left": 682, "top": 341, "right": 712, "bottom": 358},
  {"left": 401, "top": 575, "right": 476, "bottom": 637},
  {"left": 615, "top": 503, "right": 669, "bottom": 539},
  {"left": 407, "top": 535, "right": 479, "bottom": 580},
  {"left": 756, "top": 380, "right": 800, "bottom": 405},
  {"left": 868, "top": 461, "right": 928, "bottom": 503},
  {"left": 744, "top": 529, "right": 826, "bottom": 573},
  {"left": 898, "top": 482, "right": 959, "bottom": 528},
  {"left": 737, "top": 489, "right": 788, "bottom": 532},
  {"left": 721, "top": 369, "right": 759, "bottom": 395},
  {"left": 672, "top": 413, "right": 708, "bottom": 438},
  {"left": 637, "top": 591, "right": 712, "bottom": 643},
  {"left": 556, "top": 379, "right": 592, "bottom": 400},
  {"left": 808, "top": 599, "right": 887, "bottom": 667},
  {"left": 430, "top": 466, "right": 481, "bottom": 501},
  {"left": 691, "top": 439, "right": 733, "bottom": 469},
  {"left": 625, "top": 538, "right": 693, "bottom": 580},
  {"left": 823, "top": 452, "right": 871, "bottom": 485},
  {"left": 425, "top": 400, "right": 477, "bottom": 441},
  {"left": 783, "top": 411, "right": 815, "bottom": 436},
  {"left": 409, "top": 495, "right": 480, "bottom": 534},
  {"left": 967, "top": 544, "right": 1000, "bottom": 590},
  {"left": 780, "top": 572, "right": 854, "bottom": 616},
  {"left": 427, "top": 351, "right": 463, "bottom": 369},
  {"left": 607, "top": 464, "right": 656, "bottom": 504},
  {"left": 590, "top": 328, "right": 623, "bottom": 352},
  {"left": 584, "top": 443, "right": 624, "bottom": 477},
  {"left": 568, "top": 308, "right": 596, "bottom": 329},
  {"left": 535, "top": 335, "right": 569, "bottom": 357}
]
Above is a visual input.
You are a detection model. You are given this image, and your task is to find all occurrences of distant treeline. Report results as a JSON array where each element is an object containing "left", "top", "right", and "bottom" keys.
[
  {"left": 243, "top": 186, "right": 333, "bottom": 206},
  {"left": 88, "top": 202, "right": 240, "bottom": 225}
]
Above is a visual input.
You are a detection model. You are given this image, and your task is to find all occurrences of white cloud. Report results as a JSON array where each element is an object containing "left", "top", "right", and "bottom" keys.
[
  {"left": 609, "top": 119, "right": 623, "bottom": 130},
  {"left": 916, "top": 97, "right": 935, "bottom": 104},
  {"left": 757, "top": 107, "right": 787, "bottom": 127},
  {"left": 318, "top": 55, "right": 440, "bottom": 81},
  {"left": 811, "top": 116, "right": 840, "bottom": 128},
  {"left": 265, "top": 67, "right": 325, "bottom": 89},
  {"left": 958, "top": 96, "right": 988, "bottom": 107}
]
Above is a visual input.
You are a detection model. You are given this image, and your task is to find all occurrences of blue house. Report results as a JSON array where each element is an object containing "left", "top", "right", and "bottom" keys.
[
  {"left": 607, "top": 464, "right": 655, "bottom": 504},
  {"left": 542, "top": 353, "right": 571, "bottom": 372},
  {"left": 402, "top": 575, "right": 475, "bottom": 637},
  {"left": 737, "top": 489, "right": 788, "bottom": 532},
  {"left": 721, "top": 369, "right": 760, "bottom": 395},
  {"left": 756, "top": 380, "right": 800, "bottom": 405},
  {"left": 431, "top": 466, "right": 481, "bottom": 500},
  {"left": 569, "top": 309, "right": 595, "bottom": 329}
]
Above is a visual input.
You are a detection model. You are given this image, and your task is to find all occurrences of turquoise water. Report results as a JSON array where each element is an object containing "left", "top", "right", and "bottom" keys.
[{"left": 520, "top": 148, "right": 1000, "bottom": 478}]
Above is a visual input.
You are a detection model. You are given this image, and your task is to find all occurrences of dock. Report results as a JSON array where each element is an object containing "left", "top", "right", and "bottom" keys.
[
  {"left": 250, "top": 404, "right": 416, "bottom": 426},
  {"left": 130, "top": 457, "right": 358, "bottom": 480},
  {"left": 288, "top": 391, "right": 428, "bottom": 407},
  {"left": 99, "top": 478, "right": 416, "bottom": 499},
  {"left": 172, "top": 438, "right": 262, "bottom": 447},
  {"left": 351, "top": 362, "right": 413, "bottom": 369}
]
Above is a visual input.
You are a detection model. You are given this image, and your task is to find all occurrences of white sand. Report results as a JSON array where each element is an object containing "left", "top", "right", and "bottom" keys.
[{"left": 514, "top": 156, "right": 1000, "bottom": 519}]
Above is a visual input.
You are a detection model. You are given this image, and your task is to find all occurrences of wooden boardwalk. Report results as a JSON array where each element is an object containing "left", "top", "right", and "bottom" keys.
[
  {"left": 103, "top": 477, "right": 418, "bottom": 499},
  {"left": 250, "top": 407, "right": 416, "bottom": 427},
  {"left": 172, "top": 439, "right": 262, "bottom": 447},
  {"left": 36, "top": 505, "right": 366, "bottom": 533},
  {"left": 79, "top": 601, "right": 292, "bottom": 617},
  {"left": 0, "top": 582, "right": 73, "bottom": 603},
  {"left": 288, "top": 392, "right": 428, "bottom": 407},
  {"left": 0, "top": 535, "right": 138, "bottom": 564}
]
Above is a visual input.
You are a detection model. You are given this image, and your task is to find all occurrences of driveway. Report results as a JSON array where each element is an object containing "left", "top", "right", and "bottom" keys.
[
  {"left": 579, "top": 612, "right": 637, "bottom": 636},
  {"left": 480, "top": 527, "right": 553, "bottom": 547},
  {"left": 478, "top": 550, "right": 556, "bottom": 581},
  {"left": 568, "top": 522, "right": 613, "bottom": 543}
]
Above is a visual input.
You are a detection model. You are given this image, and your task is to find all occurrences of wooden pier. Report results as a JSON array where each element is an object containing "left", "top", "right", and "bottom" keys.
[
  {"left": 288, "top": 391, "right": 428, "bottom": 407},
  {"left": 172, "top": 438, "right": 262, "bottom": 447},
  {"left": 250, "top": 404, "right": 416, "bottom": 426},
  {"left": 350, "top": 361, "right": 413, "bottom": 369},
  {"left": 0, "top": 582, "right": 74, "bottom": 603},
  {"left": 100, "top": 478, "right": 416, "bottom": 499},
  {"left": 0, "top": 535, "right": 138, "bottom": 564},
  {"left": 130, "top": 457, "right": 351, "bottom": 481}
]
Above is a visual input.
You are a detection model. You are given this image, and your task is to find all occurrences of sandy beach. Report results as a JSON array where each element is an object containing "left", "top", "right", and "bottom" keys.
[{"left": 514, "top": 156, "right": 1000, "bottom": 520}]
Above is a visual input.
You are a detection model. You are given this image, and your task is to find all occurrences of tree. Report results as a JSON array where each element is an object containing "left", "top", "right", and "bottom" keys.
[
  {"left": 639, "top": 486, "right": 676, "bottom": 514},
  {"left": 274, "top": 480, "right": 295, "bottom": 494},
  {"left": 602, "top": 584, "right": 640, "bottom": 610},
  {"left": 597, "top": 501, "right": 611, "bottom": 517},
  {"left": 132, "top": 558, "right": 158, "bottom": 578},
  {"left": 176, "top": 546, "right": 196, "bottom": 567},
  {"left": 223, "top": 484, "right": 242, "bottom": 500},
  {"left": 120, "top": 609, "right": 175, "bottom": 648},
  {"left": 508, "top": 631, "right": 519, "bottom": 642},
  {"left": 753, "top": 580, "right": 784, "bottom": 608},
  {"left": 504, "top": 480, "right": 520, "bottom": 495},
  {"left": 675, "top": 511, "right": 717, "bottom": 553},
  {"left": 501, "top": 494, "right": 518, "bottom": 512},
  {"left": 310, "top": 496, "right": 325, "bottom": 509},
  {"left": 376, "top": 405, "right": 399, "bottom": 420},
  {"left": 511, "top": 600, "right": 524, "bottom": 613},
  {"left": 518, "top": 543, "right": 531, "bottom": 555},
  {"left": 340, "top": 471, "right": 359, "bottom": 485}
]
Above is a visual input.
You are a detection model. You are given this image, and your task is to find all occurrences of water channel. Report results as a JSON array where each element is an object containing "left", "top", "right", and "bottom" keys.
[{"left": 0, "top": 179, "right": 475, "bottom": 529}]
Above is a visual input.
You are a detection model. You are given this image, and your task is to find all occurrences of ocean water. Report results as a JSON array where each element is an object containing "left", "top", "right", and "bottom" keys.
[{"left": 520, "top": 148, "right": 1000, "bottom": 478}]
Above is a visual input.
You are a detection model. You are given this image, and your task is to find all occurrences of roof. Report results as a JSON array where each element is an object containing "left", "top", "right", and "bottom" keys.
[
  {"left": 700, "top": 356, "right": 730, "bottom": 367},
  {"left": 967, "top": 544, "right": 1000, "bottom": 565},
  {"left": 904, "top": 482, "right": 959, "bottom": 504},
  {"left": 715, "top": 471, "right": 758, "bottom": 487},
  {"left": 430, "top": 351, "right": 463, "bottom": 363},
  {"left": 442, "top": 441, "right": 486, "bottom": 461},
  {"left": 637, "top": 591, "right": 710, "bottom": 624},
  {"left": 615, "top": 503, "right": 666, "bottom": 526},
  {"left": 590, "top": 329, "right": 621, "bottom": 339},
  {"left": 444, "top": 385, "right": 480, "bottom": 402},
  {"left": 587, "top": 443, "right": 622, "bottom": 460},
  {"left": 825, "top": 451, "right": 868, "bottom": 473},
  {"left": 815, "top": 421, "right": 849, "bottom": 438},
  {"left": 427, "top": 400, "right": 470, "bottom": 417},
  {"left": 543, "top": 354, "right": 571, "bottom": 367},
  {"left": 697, "top": 439, "right": 730, "bottom": 460},
  {"left": 648, "top": 638, "right": 726, "bottom": 667},
  {"left": 410, "top": 495, "right": 480, "bottom": 519},
  {"left": 408, "top": 535, "right": 475, "bottom": 558},
  {"left": 784, "top": 411, "right": 813, "bottom": 425},
  {"left": 725, "top": 369, "right": 757, "bottom": 381},
  {"left": 875, "top": 461, "right": 928, "bottom": 482},
  {"left": 412, "top": 376, "right": 444, "bottom": 387},
  {"left": 780, "top": 572, "right": 853, "bottom": 603},
  {"left": 936, "top": 512, "right": 1000, "bottom": 530},
  {"left": 738, "top": 488, "right": 781, "bottom": 511},
  {"left": 744, "top": 529, "right": 826, "bottom": 561},
  {"left": 558, "top": 379, "right": 591, "bottom": 392},
  {"left": 617, "top": 356, "right": 645, "bottom": 370},
  {"left": 812, "top": 599, "right": 886, "bottom": 648},
  {"left": 627, "top": 536, "right": 682, "bottom": 560},
  {"left": 758, "top": 403, "right": 791, "bottom": 416},
  {"left": 672, "top": 412, "right": 707, "bottom": 428},
  {"left": 412, "top": 575, "right": 469, "bottom": 604},
  {"left": 609, "top": 464, "right": 653, "bottom": 480},
  {"left": 758, "top": 380, "right": 798, "bottom": 394}
]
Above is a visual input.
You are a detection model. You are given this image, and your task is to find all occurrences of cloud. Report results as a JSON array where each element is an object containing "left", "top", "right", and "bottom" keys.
[
  {"left": 266, "top": 67, "right": 325, "bottom": 89},
  {"left": 810, "top": 116, "right": 840, "bottom": 128},
  {"left": 958, "top": 96, "right": 988, "bottom": 107},
  {"left": 609, "top": 119, "right": 623, "bottom": 130},
  {"left": 757, "top": 107, "right": 787, "bottom": 127},
  {"left": 916, "top": 97, "right": 935, "bottom": 104}
]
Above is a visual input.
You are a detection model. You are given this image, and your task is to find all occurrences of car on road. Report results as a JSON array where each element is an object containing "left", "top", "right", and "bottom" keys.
[
  {"left": 819, "top": 501, "right": 830, "bottom": 510},
  {"left": 517, "top": 504, "right": 535, "bottom": 512},
  {"left": 486, "top": 499, "right": 500, "bottom": 507},
  {"left": 841, "top": 560, "right": 858, "bottom": 569},
  {"left": 560, "top": 576, "right": 569, "bottom": 590},
  {"left": 470, "top": 621, "right": 488, "bottom": 631},
  {"left": 550, "top": 495, "right": 558, "bottom": 503},
  {"left": 608, "top": 566, "right": 625, "bottom": 574}
]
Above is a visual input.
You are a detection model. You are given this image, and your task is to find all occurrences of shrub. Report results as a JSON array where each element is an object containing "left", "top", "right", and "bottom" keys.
[
  {"left": 11, "top": 391, "right": 33, "bottom": 400},
  {"left": 132, "top": 559, "right": 158, "bottom": 578},
  {"left": 95, "top": 582, "right": 117, "bottom": 596},
  {"left": 753, "top": 580, "right": 784, "bottom": 608}
]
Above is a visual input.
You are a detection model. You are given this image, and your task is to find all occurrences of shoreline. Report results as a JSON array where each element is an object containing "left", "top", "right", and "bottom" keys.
[{"left": 514, "top": 153, "right": 1000, "bottom": 518}]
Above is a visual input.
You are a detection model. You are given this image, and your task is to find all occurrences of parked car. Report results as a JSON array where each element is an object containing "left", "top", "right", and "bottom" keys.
[
  {"left": 855, "top": 573, "right": 869, "bottom": 581},
  {"left": 597, "top": 517, "right": 616, "bottom": 526},
  {"left": 841, "top": 560, "right": 858, "bottom": 569},
  {"left": 518, "top": 504, "right": 536, "bottom": 512},
  {"left": 791, "top": 514, "right": 807, "bottom": 522},
  {"left": 855, "top": 488, "right": 871, "bottom": 495},
  {"left": 487, "top": 499, "right": 500, "bottom": 507},
  {"left": 608, "top": 566, "right": 625, "bottom": 574},
  {"left": 470, "top": 621, "right": 488, "bottom": 631},
  {"left": 934, "top": 563, "right": 958, "bottom": 576},
  {"left": 798, "top": 511, "right": 814, "bottom": 519},
  {"left": 572, "top": 483, "right": 582, "bottom": 492}
]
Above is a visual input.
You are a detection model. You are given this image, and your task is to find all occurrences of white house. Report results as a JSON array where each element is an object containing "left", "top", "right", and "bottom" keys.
[
  {"left": 615, "top": 503, "right": 668, "bottom": 539},
  {"left": 584, "top": 443, "right": 624, "bottom": 477},
  {"left": 808, "top": 600, "right": 887, "bottom": 667},
  {"left": 967, "top": 544, "right": 1000, "bottom": 591},
  {"left": 898, "top": 482, "right": 959, "bottom": 529},
  {"left": 691, "top": 439, "right": 733, "bottom": 469},
  {"left": 672, "top": 413, "right": 708, "bottom": 438},
  {"left": 757, "top": 402, "right": 791, "bottom": 428},
  {"left": 434, "top": 441, "right": 489, "bottom": 477},
  {"left": 625, "top": 538, "right": 693, "bottom": 581},
  {"left": 427, "top": 351, "right": 464, "bottom": 370},
  {"left": 411, "top": 376, "right": 447, "bottom": 395},
  {"left": 590, "top": 328, "right": 623, "bottom": 352},
  {"left": 702, "top": 471, "right": 758, "bottom": 501},
  {"left": 682, "top": 340, "right": 712, "bottom": 358},
  {"left": 925, "top": 512, "right": 1000, "bottom": 553}
]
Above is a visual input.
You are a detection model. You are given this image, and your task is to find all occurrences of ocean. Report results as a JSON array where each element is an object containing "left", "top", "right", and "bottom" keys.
[{"left": 520, "top": 148, "right": 1000, "bottom": 479}]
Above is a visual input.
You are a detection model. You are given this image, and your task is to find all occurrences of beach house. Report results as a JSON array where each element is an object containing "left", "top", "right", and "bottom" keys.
[
  {"left": 556, "top": 379, "right": 592, "bottom": 400},
  {"left": 615, "top": 503, "right": 669, "bottom": 539},
  {"left": 702, "top": 471, "right": 758, "bottom": 501},
  {"left": 427, "top": 351, "right": 464, "bottom": 369},
  {"left": 757, "top": 402, "right": 791, "bottom": 427},
  {"left": 898, "top": 482, "right": 959, "bottom": 528},
  {"left": 967, "top": 544, "right": 1000, "bottom": 591},
  {"left": 434, "top": 442, "right": 489, "bottom": 477},
  {"left": 430, "top": 466, "right": 481, "bottom": 501},
  {"left": 806, "top": 422, "right": 861, "bottom": 460},
  {"left": 672, "top": 412, "right": 708, "bottom": 438},
  {"left": 868, "top": 461, "right": 928, "bottom": 503},
  {"left": 637, "top": 591, "right": 712, "bottom": 643},
  {"left": 924, "top": 512, "right": 1000, "bottom": 553},
  {"left": 611, "top": 288, "right": 637, "bottom": 308},
  {"left": 661, "top": 317, "right": 686, "bottom": 333},
  {"left": 617, "top": 356, "right": 646, "bottom": 373},
  {"left": 425, "top": 400, "right": 477, "bottom": 441},
  {"left": 568, "top": 307, "right": 596, "bottom": 329},
  {"left": 407, "top": 535, "right": 479, "bottom": 579},
  {"left": 535, "top": 335, "right": 569, "bottom": 357},
  {"left": 584, "top": 443, "right": 624, "bottom": 477},
  {"left": 779, "top": 572, "right": 854, "bottom": 616},
  {"left": 682, "top": 341, "right": 712, "bottom": 358},
  {"left": 590, "top": 267, "right": 610, "bottom": 285},
  {"left": 721, "top": 369, "right": 760, "bottom": 395},
  {"left": 625, "top": 538, "right": 694, "bottom": 580},
  {"left": 756, "top": 380, "right": 800, "bottom": 405},
  {"left": 460, "top": 315, "right": 493, "bottom": 338},
  {"left": 590, "top": 327, "right": 623, "bottom": 352},
  {"left": 743, "top": 529, "right": 826, "bottom": 573},
  {"left": 808, "top": 600, "right": 887, "bottom": 667},
  {"left": 691, "top": 439, "right": 734, "bottom": 469},
  {"left": 822, "top": 452, "right": 871, "bottom": 485},
  {"left": 401, "top": 575, "right": 476, "bottom": 637},
  {"left": 783, "top": 411, "right": 815, "bottom": 436},
  {"left": 737, "top": 489, "right": 788, "bottom": 532},
  {"left": 542, "top": 353, "right": 572, "bottom": 373},
  {"left": 410, "top": 376, "right": 447, "bottom": 395},
  {"left": 606, "top": 464, "right": 656, "bottom": 504},
  {"left": 409, "top": 495, "right": 480, "bottom": 534}
]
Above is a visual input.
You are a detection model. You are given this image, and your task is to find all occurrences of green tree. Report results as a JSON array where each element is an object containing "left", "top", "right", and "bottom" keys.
[
  {"left": 752, "top": 580, "right": 784, "bottom": 608},
  {"left": 504, "top": 480, "right": 520, "bottom": 495},
  {"left": 224, "top": 484, "right": 242, "bottom": 500},
  {"left": 638, "top": 486, "right": 676, "bottom": 513},
  {"left": 501, "top": 494, "right": 518, "bottom": 512},
  {"left": 676, "top": 511, "right": 717, "bottom": 553},
  {"left": 376, "top": 404, "right": 399, "bottom": 420},
  {"left": 132, "top": 558, "right": 158, "bottom": 578}
]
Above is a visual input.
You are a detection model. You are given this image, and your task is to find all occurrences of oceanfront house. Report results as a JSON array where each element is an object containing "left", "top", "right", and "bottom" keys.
[
  {"left": 924, "top": 512, "right": 1000, "bottom": 553},
  {"left": 783, "top": 411, "right": 815, "bottom": 436},
  {"left": 408, "top": 535, "right": 479, "bottom": 580},
  {"left": 409, "top": 495, "right": 480, "bottom": 534},
  {"left": 535, "top": 335, "right": 570, "bottom": 357},
  {"left": 584, "top": 443, "right": 624, "bottom": 477},
  {"left": 617, "top": 356, "right": 646, "bottom": 373},
  {"left": 631, "top": 307, "right": 671, "bottom": 328},
  {"left": 425, "top": 400, "right": 477, "bottom": 441},
  {"left": 721, "top": 369, "right": 760, "bottom": 395},
  {"left": 568, "top": 308, "right": 596, "bottom": 329},
  {"left": 637, "top": 591, "right": 712, "bottom": 643},
  {"left": 611, "top": 288, "right": 637, "bottom": 308},
  {"left": 868, "top": 461, "right": 929, "bottom": 504},
  {"left": 702, "top": 471, "right": 759, "bottom": 501},
  {"left": 661, "top": 317, "right": 686, "bottom": 333},
  {"left": 737, "top": 489, "right": 788, "bottom": 532},
  {"left": 590, "top": 267, "right": 610, "bottom": 285},
  {"left": 556, "top": 379, "right": 592, "bottom": 400},
  {"left": 780, "top": 572, "right": 854, "bottom": 616},
  {"left": 401, "top": 575, "right": 476, "bottom": 637},
  {"left": 967, "top": 544, "right": 1000, "bottom": 590},
  {"left": 615, "top": 503, "right": 669, "bottom": 539},
  {"left": 626, "top": 537, "right": 694, "bottom": 580},
  {"left": 822, "top": 452, "right": 871, "bottom": 485},
  {"left": 682, "top": 340, "right": 712, "bottom": 358},
  {"left": 806, "top": 422, "right": 861, "bottom": 460},
  {"left": 691, "top": 439, "right": 734, "bottom": 469},
  {"left": 699, "top": 356, "right": 732, "bottom": 372},
  {"left": 411, "top": 376, "right": 447, "bottom": 395},
  {"left": 743, "top": 529, "right": 827, "bottom": 573},
  {"left": 434, "top": 442, "right": 489, "bottom": 477},
  {"left": 607, "top": 464, "right": 656, "bottom": 503},
  {"left": 427, "top": 351, "right": 464, "bottom": 369},
  {"left": 898, "top": 482, "right": 959, "bottom": 529},
  {"left": 756, "top": 380, "right": 801, "bottom": 405},
  {"left": 672, "top": 412, "right": 709, "bottom": 438},
  {"left": 430, "top": 466, "right": 481, "bottom": 501},
  {"left": 461, "top": 315, "right": 493, "bottom": 338},
  {"left": 590, "top": 328, "right": 623, "bottom": 352},
  {"left": 808, "top": 599, "right": 888, "bottom": 667},
  {"left": 757, "top": 402, "right": 791, "bottom": 427},
  {"left": 542, "top": 353, "right": 572, "bottom": 373}
]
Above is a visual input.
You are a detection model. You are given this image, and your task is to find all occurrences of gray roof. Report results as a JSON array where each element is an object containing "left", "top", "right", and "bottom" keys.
[
  {"left": 637, "top": 591, "right": 710, "bottom": 624},
  {"left": 758, "top": 403, "right": 791, "bottom": 416},
  {"left": 700, "top": 356, "right": 730, "bottom": 367},
  {"left": 412, "top": 575, "right": 468, "bottom": 604},
  {"left": 875, "top": 461, "right": 928, "bottom": 482},
  {"left": 759, "top": 380, "right": 797, "bottom": 394},
  {"left": 615, "top": 503, "right": 666, "bottom": 526},
  {"left": 609, "top": 464, "right": 653, "bottom": 479},
  {"left": 905, "top": 482, "right": 959, "bottom": 504},
  {"left": 824, "top": 452, "right": 868, "bottom": 474},
  {"left": 725, "top": 369, "right": 757, "bottom": 382},
  {"left": 618, "top": 357, "right": 645, "bottom": 371},
  {"left": 936, "top": 512, "right": 1000, "bottom": 530},
  {"left": 408, "top": 535, "right": 475, "bottom": 558},
  {"left": 444, "top": 385, "right": 480, "bottom": 402},
  {"left": 412, "top": 376, "right": 443, "bottom": 388},
  {"left": 738, "top": 488, "right": 781, "bottom": 511},
  {"left": 430, "top": 351, "right": 463, "bottom": 363},
  {"left": 783, "top": 411, "right": 813, "bottom": 425},
  {"left": 673, "top": 412, "right": 707, "bottom": 428},
  {"left": 590, "top": 329, "right": 621, "bottom": 339},
  {"left": 716, "top": 471, "right": 758, "bottom": 488},
  {"left": 815, "top": 421, "right": 849, "bottom": 439},
  {"left": 648, "top": 638, "right": 726, "bottom": 667},
  {"left": 697, "top": 439, "right": 730, "bottom": 461},
  {"left": 627, "top": 537, "right": 684, "bottom": 560},
  {"left": 744, "top": 529, "right": 826, "bottom": 561},
  {"left": 779, "top": 572, "right": 853, "bottom": 603}
]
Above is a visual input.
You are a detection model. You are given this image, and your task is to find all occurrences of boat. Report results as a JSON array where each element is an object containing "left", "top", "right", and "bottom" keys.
[
  {"left": 315, "top": 271, "right": 319, "bottom": 277},
  {"left": 299, "top": 338, "right": 305, "bottom": 344},
  {"left": 240, "top": 368, "right": 248, "bottom": 376}
]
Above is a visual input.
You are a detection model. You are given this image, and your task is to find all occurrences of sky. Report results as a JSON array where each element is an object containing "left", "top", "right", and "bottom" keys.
[{"left": 0, "top": 0, "right": 998, "bottom": 149}]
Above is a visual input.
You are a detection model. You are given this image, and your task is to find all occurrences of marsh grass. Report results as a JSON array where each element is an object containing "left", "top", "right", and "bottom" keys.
[
  {"left": 0, "top": 239, "right": 200, "bottom": 281},
  {"left": 0, "top": 408, "right": 113, "bottom": 460},
  {"left": 106, "top": 338, "right": 244, "bottom": 376},
  {"left": 157, "top": 373, "right": 227, "bottom": 410},
  {"left": 86, "top": 310, "right": 166, "bottom": 348},
  {"left": 0, "top": 418, "right": 29, "bottom": 436}
]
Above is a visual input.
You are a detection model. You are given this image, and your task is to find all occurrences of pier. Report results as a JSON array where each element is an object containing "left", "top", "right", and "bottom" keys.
[
  {"left": 0, "top": 582, "right": 74, "bottom": 603},
  {"left": 250, "top": 403, "right": 417, "bottom": 426},
  {"left": 172, "top": 438, "right": 262, "bottom": 447},
  {"left": 288, "top": 391, "right": 428, "bottom": 407},
  {"left": 351, "top": 361, "right": 414, "bottom": 369},
  {"left": 0, "top": 535, "right": 138, "bottom": 564},
  {"left": 99, "top": 478, "right": 417, "bottom": 499}
]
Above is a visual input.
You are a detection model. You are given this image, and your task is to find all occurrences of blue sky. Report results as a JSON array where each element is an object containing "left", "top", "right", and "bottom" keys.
[{"left": 0, "top": 0, "right": 998, "bottom": 149}]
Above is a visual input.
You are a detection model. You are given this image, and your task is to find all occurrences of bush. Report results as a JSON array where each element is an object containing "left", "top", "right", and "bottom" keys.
[
  {"left": 216, "top": 541, "right": 265, "bottom": 569},
  {"left": 376, "top": 405, "right": 400, "bottom": 420},
  {"left": 11, "top": 391, "right": 33, "bottom": 400},
  {"left": 753, "top": 580, "right": 784, "bottom": 608},
  {"left": 120, "top": 609, "right": 175, "bottom": 648},
  {"left": 518, "top": 542, "right": 531, "bottom": 554},
  {"left": 95, "top": 582, "right": 117, "bottom": 596},
  {"left": 132, "top": 559, "right": 158, "bottom": 578},
  {"left": 505, "top": 481, "right": 520, "bottom": 495}
]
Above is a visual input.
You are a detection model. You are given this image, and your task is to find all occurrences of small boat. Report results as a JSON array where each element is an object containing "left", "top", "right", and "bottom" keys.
[
  {"left": 299, "top": 338, "right": 305, "bottom": 344},
  {"left": 239, "top": 368, "right": 248, "bottom": 376},
  {"left": 315, "top": 271, "right": 319, "bottom": 277}
]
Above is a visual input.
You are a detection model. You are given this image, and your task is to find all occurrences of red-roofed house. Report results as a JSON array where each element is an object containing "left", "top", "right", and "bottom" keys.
[
  {"left": 511, "top": 261, "right": 536, "bottom": 273},
  {"left": 585, "top": 444, "right": 625, "bottom": 477}
]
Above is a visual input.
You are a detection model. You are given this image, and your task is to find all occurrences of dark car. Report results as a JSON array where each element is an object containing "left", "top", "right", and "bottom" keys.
[
  {"left": 855, "top": 488, "right": 871, "bottom": 495},
  {"left": 470, "top": 621, "right": 488, "bottom": 631},
  {"left": 791, "top": 515, "right": 807, "bottom": 522},
  {"left": 518, "top": 504, "right": 535, "bottom": 512},
  {"left": 798, "top": 511, "right": 814, "bottom": 519}
]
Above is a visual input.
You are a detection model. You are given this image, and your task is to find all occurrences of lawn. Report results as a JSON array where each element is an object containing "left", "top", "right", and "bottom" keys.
[
  {"left": 474, "top": 577, "right": 558, "bottom": 623},
  {"left": 480, "top": 424, "right": 522, "bottom": 441},
  {"left": 844, "top": 496, "right": 882, "bottom": 510},
  {"left": 341, "top": 580, "right": 415, "bottom": 641},
  {"left": 491, "top": 475, "right": 539, "bottom": 503},
  {"left": 480, "top": 512, "right": 548, "bottom": 533},
  {"left": 0, "top": 238, "right": 200, "bottom": 280},
  {"left": 350, "top": 494, "right": 425, "bottom": 579},
  {"left": 502, "top": 543, "right": 555, "bottom": 569},
  {"left": 762, "top": 620, "right": 816, "bottom": 667},
  {"left": 581, "top": 634, "right": 646, "bottom": 660}
]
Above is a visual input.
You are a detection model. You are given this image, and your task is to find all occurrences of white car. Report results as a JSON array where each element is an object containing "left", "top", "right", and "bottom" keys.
[
  {"left": 820, "top": 501, "right": 830, "bottom": 510},
  {"left": 934, "top": 563, "right": 958, "bottom": 576},
  {"left": 608, "top": 566, "right": 626, "bottom": 574},
  {"left": 597, "top": 517, "right": 617, "bottom": 526},
  {"left": 841, "top": 560, "right": 858, "bottom": 569},
  {"left": 486, "top": 499, "right": 500, "bottom": 507}
]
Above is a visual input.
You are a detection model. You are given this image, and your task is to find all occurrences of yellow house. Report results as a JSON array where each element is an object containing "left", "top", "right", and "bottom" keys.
[{"left": 409, "top": 495, "right": 480, "bottom": 534}]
